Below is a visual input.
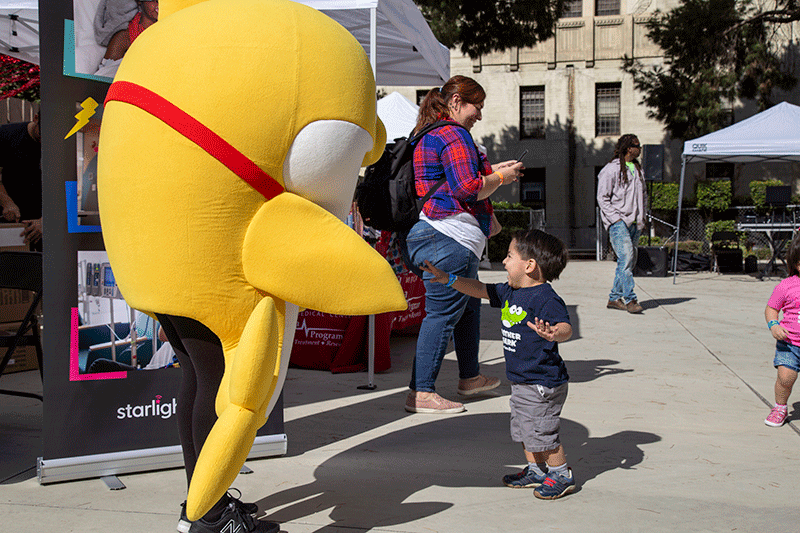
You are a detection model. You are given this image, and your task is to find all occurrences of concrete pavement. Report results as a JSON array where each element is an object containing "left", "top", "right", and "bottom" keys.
[{"left": 2, "top": 260, "right": 799, "bottom": 532}]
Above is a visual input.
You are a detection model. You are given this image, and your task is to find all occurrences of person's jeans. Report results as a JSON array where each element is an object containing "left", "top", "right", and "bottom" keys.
[
  {"left": 608, "top": 220, "right": 641, "bottom": 303},
  {"left": 406, "top": 221, "right": 481, "bottom": 392}
]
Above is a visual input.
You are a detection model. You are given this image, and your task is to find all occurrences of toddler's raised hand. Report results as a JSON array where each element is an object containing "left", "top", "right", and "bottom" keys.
[
  {"left": 528, "top": 317, "right": 556, "bottom": 341},
  {"left": 419, "top": 260, "right": 449, "bottom": 284}
]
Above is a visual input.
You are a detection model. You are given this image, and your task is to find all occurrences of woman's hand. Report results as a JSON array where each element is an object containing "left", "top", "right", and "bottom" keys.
[
  {"left": 478, "top": 160, "right": 525, "bottom": 200},
  {"left": 1, "top": 201, "right": 20, "bottom": 222},
  {"left": 491, "top": 160, "right": 519, "bottom": 171},
  {"left": 495, "top": 160, "right": 525, "bottom": 184},
  {"left": 489, "top": 212, "right": 502, "bottom": 237}
]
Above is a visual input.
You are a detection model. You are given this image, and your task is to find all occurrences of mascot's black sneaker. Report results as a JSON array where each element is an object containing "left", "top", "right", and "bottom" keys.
[{"left": 178, "top": 495, "right": 272, "bottom": 533}]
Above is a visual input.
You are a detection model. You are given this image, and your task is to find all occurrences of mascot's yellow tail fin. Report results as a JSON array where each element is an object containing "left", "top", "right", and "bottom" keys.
[{"left": 159, "top": 0, "right": 209, "bottom": 19}]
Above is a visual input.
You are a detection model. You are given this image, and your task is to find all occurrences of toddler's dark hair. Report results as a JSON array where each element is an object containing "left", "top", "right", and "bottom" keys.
[
  {"left": 512, "top": 229, "right": 569, "bottom": 282},
  {"left": 787, "top": 233, "right": 800, "bottom": 277}
]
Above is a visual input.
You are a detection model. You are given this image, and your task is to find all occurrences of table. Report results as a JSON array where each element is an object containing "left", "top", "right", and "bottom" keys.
[{"left": 737, "top": 219, "right": 797, "bottom": 277}]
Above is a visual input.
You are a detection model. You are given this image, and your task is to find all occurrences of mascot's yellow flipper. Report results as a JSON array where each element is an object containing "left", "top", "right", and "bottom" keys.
[{"left": 242, "top": 194, "right": 407, "bottom": 315}]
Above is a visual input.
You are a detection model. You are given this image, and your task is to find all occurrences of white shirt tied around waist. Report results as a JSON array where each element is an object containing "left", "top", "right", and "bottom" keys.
[{"left": 420, "top": 211, "right": 486, "bottom": 259}]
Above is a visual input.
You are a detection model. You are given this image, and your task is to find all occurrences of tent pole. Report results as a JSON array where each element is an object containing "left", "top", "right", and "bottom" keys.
[
  {"left": 360, "top": 7, "right": 378, "bottom": 391},
  {"left": 673, "top": 155, "right": 687, "bottom": 284},
  {"left": 370, "top": 7, "right": 377, "bottom": 79}
]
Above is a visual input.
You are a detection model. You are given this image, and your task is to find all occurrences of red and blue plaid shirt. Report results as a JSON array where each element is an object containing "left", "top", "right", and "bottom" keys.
[{"left": 413, "top": 124, "right": 494, "bottom": 236}]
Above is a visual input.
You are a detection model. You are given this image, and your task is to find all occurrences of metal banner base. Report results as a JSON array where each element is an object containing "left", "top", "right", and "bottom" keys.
[{"left": 38, "top": 434, "right": 287, "bottom": 485}]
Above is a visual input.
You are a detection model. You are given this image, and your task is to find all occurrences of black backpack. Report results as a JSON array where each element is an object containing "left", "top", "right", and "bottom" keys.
[{"left": 355, "top": 120, "right": 462, "bottom": 233}]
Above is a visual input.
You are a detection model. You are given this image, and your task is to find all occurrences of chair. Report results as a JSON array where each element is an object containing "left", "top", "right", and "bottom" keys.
[
  {"left": 763, "top": 185, "right": 794, "bottom": 276},
  {"left": 710, "top": 231, "right": 742, "bottom": 273},
  {"left": 0, "top": 251, "right": 43, "bottom": 401}
]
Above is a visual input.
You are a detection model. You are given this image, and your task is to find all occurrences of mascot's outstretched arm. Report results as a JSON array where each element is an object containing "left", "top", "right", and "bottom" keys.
[{"left": 97, "top": 0, "right": 405, "bottom": 523}]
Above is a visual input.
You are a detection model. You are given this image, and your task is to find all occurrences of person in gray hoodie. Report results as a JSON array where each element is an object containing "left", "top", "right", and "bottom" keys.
[{"left": 596, "top": 134, "right": 647, "bottom": 314}]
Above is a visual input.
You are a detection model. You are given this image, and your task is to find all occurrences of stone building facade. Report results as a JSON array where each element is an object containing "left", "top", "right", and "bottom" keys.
[{"left": 382, "top": 0, "right": 800, "bottom": 252}]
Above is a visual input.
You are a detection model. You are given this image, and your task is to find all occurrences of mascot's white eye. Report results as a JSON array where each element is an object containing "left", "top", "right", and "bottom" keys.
[
  {"left": 509, "top": 305, "right": 518, "bottom": 315},
  {"left": 283, "top": 120, "right": 373, "bottom": 221}
]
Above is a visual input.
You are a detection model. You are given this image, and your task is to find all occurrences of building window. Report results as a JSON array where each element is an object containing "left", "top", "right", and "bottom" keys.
[
  {"left": 595, "top": 0, "right": 620, "bottom": 16},
  {"left": 520, "top": 167, "right": 546, "bottom": 208},
  {"left": 596, "top": 82, "right": 620, "bottom": 137},
  {"left": 520, "top": 86, "right": 545, "bottom": 139},
  {"left": 562, "top": 0, "right": 582, "bottom": 18}
]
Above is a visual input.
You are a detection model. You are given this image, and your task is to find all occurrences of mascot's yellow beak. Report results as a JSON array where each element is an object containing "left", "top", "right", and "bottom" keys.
[{"left": 363, "top": 116, "right": 387, "bottom": 167}]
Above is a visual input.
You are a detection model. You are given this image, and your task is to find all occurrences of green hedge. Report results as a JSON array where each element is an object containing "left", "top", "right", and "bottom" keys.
[
  {"left": 649, "top": 182, "right": 680, "bottom": 210},
  {"left": 704, "top": 219, "right": 737, "bottom": 241},
  {"left": 749, "top": 179, "right": 785, "bottom": 209},
  {"left": 664, "top": 240, "right": 704, "bottom": 254},
  {"left": 488, "top": 204, "right": 536, "bottom": 262},
  {"left": 487, "top": 226, "right": 522, "bottom": 262},
  {"left": 696, "top": 179, "right": 732, "bottom": 212}
]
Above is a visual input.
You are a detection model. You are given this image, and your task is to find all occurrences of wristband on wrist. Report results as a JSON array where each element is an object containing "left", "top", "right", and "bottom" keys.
[
  {"left": 446, "top": 273, "right": 458, "bottom": 287},
  {"left": 768, "top": 320, "right": 780, "bottom": 329},
  {"left": 494, "top": 171, "right": 505, "bottom": 184}
]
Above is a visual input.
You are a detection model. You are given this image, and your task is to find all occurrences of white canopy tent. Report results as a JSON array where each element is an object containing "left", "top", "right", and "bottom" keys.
[
  {"left": 0, "top": 0, "right": 38, "bottom": 65},
  {"left": 377, "top": 90, "right": 419, "bottom": 141},
  {"left": 3, "top": 0, "right": 450, "bottom": 88},
  {"left": 295, "top": 0, "right": 449, "bottom": 86},
  {"left": 673, "top": 101, "right": 800, "bottom": 281}
]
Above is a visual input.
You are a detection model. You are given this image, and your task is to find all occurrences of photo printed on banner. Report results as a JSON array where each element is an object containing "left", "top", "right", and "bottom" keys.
[{"left": 75, "top": 250, "right": 177, "bottom": 379}]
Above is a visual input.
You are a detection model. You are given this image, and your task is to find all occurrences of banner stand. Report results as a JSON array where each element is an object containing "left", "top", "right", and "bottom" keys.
[{"left": 38, "top": 434, "right": 286, "bottom": 485}]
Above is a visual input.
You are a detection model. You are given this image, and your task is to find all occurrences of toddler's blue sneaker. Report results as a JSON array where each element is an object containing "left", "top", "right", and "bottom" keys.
[
  {"left": 534, "top": 468, "right": 575, "bottom": 500},
  {"left": 502, "top": 466, "right": 547, "bottom": 488}
]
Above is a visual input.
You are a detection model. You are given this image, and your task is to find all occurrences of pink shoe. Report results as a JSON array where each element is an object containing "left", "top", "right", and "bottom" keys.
[
  {"left": 405, "top": 391, "right": 465, "bottom": 414},
  {"left": 765, "top": 405, "right": 788, "bottom": 427},
  {"left": 457, "top": 374, "right": 501, "bottom": 396}
]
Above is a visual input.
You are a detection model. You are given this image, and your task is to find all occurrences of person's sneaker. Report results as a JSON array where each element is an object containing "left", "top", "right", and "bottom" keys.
[
  {"left": 178, "top": 491, "right": 260, "bottom": 533},
  {"left": 765, "top": 405, "right": 788, "bottom": 427},
  {"left": 534, "top": 468, "right": 575, "bottom": 500},
  {"left": 405, "top": 391, "right": 465, "bottom": 414},
  {"left": 457, "top": 374, "right": 501, "bottom": 396},
  {"left": 626, "top": 300, "right": 643, "bottom": 314},
  {"left": 502, "top": 466, "right": 547, "bottom": 488},
  {"left": 185, "top": 501, "right": 279, "bottom": 533},
  {"left": 228, "top": 489, "right": 259, "bottom": 515},
  {"left": 607, "top": 299, "right": 626, "bottom": 311},
  {"left": 177, "top": 502, "right": 191, "bottom": 533}
]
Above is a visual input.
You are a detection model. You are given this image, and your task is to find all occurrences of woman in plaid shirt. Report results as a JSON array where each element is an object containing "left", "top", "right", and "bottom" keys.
[{"left": 404, "top": 75, "right": 524, "bottom": 414}]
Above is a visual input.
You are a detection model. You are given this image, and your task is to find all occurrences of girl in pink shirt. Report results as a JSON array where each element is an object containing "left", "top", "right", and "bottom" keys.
[{"left": 764, "top": 234, "right": 800, "bottom": 426}]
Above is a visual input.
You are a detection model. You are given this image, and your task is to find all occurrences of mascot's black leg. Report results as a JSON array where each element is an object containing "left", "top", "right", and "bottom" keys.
[{"left": 155, "top": 313, "right": 229, "bottom": 520}]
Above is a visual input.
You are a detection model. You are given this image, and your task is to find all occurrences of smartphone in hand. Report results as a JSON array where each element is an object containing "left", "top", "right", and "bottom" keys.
[{"left": 515, "top": 149, "right": 528, "bottom": 163}]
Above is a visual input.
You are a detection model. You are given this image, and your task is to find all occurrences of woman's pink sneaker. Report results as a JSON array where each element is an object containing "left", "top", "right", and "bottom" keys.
[
  {"left": 405, "top": 391, "right": 465, "bottom": 414},
  {"left": 457, "top": 374, "right": 501, "bottom": 396},
  {"left": 765, "top": 405, "right": 788, "bottom": 427}
]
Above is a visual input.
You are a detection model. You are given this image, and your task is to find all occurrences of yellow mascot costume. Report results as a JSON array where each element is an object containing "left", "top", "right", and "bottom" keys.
[{"left": 97, "top": 0, "right": 407, "bottom": 530}]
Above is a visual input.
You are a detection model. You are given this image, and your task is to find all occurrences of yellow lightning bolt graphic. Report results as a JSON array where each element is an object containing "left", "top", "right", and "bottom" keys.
[{"left": 64, "top": 97, "right": 99, "bottom": 139}]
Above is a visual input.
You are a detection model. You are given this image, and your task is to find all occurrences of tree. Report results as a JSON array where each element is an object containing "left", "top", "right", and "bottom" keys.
[
  {"left": 0, "top": 54, "right": 39, "bottom": 102},
  {"left": 414, "top": 0, "right": 566, "bottom": 59},
  {"left": 623, "top": 0, "right": 797, "bottom": 140}
]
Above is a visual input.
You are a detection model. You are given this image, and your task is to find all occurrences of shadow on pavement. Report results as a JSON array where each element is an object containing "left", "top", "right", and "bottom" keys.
[{"left": 261, "top": 412, "right": 659, "bottom": 531}]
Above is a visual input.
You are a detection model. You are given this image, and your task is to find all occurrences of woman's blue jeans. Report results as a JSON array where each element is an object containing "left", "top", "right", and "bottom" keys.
[
  {"left": 406, "top": 221, "right": 481, "bottom": 392},
  {"left": 608, "top": 220, "right": 640, "bottom": 303}
]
